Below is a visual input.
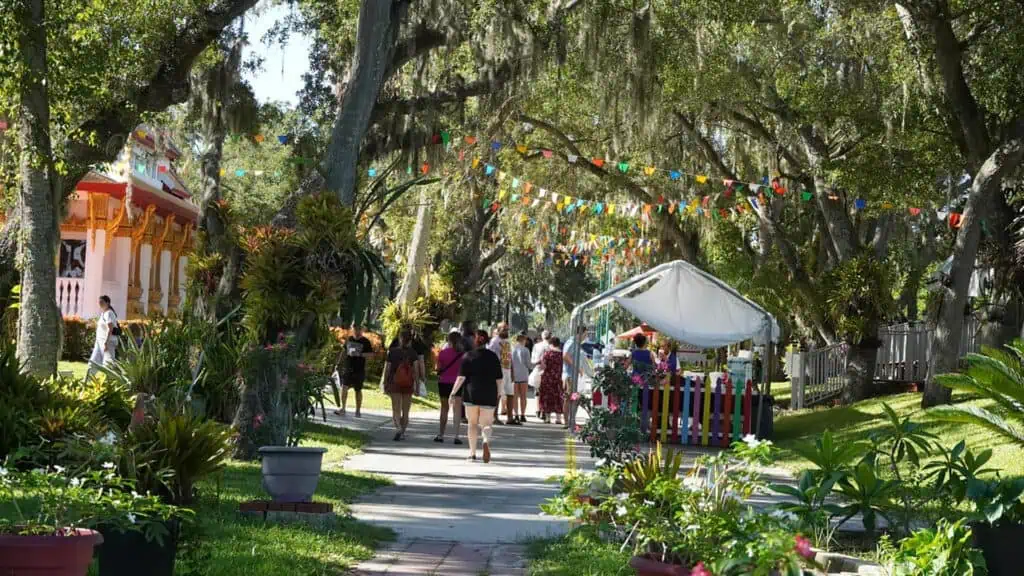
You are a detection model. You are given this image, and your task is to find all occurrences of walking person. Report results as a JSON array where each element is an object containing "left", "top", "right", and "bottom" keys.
[
  {"left": 538, "top": 337, "right": 564, "bottom": 424},
  {"left": 562, "top": 324, "right": 588, "bottom": 428},
  {"left": 488, "top": 323, "right": 517, "bottom": 425},
  {"left": 435, "top": 330, "right": 465, "bottom": 444},
  {"left": 384, "top": 331, "right": 418, "bottom": 441},
  {"left": 511, "top": 332, "right": 532, "bottom": 424},
  {"left": 529, "top": 330, "right": 550, "bottom": 418},
  {"left": 334, "top": 322, "right": 373, "bottom": 417},
  {"left": 450, "top": 330, "right": 503, "bottom": 462},
  {"left": 86, "top": 295, "right": 119, "bottom": 380}
]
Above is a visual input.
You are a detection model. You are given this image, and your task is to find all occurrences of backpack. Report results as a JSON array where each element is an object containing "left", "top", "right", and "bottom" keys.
[{"left": 393, "top": 357, "right": 415, "bottom": 392}]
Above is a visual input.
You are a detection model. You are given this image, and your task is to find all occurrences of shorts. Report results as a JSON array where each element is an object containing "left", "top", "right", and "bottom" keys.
[
  {"left": 502, "top": 368, "right": 514, "bottom": 395},
  {"left": 342, "top": 372, "right": 366, "bottom": 391},
  {"left": 438, "top": 381, "right": 461, "bottom": 398}
]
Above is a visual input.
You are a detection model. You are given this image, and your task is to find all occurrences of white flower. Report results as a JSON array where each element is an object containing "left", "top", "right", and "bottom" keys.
[
  {"left": 99, "top": 432, "right": 117, "bottom": 446},
  {"left": 595, "top": 458, "right": 607, "bottom": 468},
  {"left": 70, "top": 478, "right": 82, "bottom": 487},
  {"left": 131, "top": 491, "right": 139, "bottom": 498},
  {"left": 615, "top": 492, "right": 629, "bottom": 502},
  {"left": 53, "top": 465, "right": 65, "bottom": 473},
  {"left": 615, "top": 505, "right": 628, "bottom": 517},
  {"left": 742, "top": 434, "right": 760, "bottom": 448},
  {"left": 0, "top": 466, "right": 7, "bottom": 477},
  {"left": 572, "top": 507, "right": 584, "bottom": 518},
  {"left": 127, "top": 513, "right": 136, "bottom": 524},
  {"left": 31, "top": 468, "right": 44, "bottom": 475},
  {"left": 102, "top": 462, "right": 115, "bottom": 470}
]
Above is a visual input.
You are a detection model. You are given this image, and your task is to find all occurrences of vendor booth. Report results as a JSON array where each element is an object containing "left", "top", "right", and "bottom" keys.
[{"left": 567, "top": 260, "right": 780, "bottom": 444}]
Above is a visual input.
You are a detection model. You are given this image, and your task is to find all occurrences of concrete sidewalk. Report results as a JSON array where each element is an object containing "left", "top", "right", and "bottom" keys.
[{"left": 335, "top": 398, "right": 582, "bottom": 575}]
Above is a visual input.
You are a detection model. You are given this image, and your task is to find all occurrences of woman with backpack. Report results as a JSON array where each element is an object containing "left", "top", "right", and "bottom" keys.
[
  {"left": 435, "top": 330, "right": 465, "bottom": 444},
  {"left": 384, "top": 330, "right": 419, "bottom": 441}
]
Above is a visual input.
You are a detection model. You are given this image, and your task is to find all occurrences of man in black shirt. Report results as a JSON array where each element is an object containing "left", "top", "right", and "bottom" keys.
[
  {"left": 336, "top": 323, "right": 373, "bottom": 417},
  {"left": 450, "top": 330, "right": 502, "bottom": 463}
]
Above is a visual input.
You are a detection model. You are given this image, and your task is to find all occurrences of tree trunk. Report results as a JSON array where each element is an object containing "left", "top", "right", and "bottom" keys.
[
  {"left": 323, "top": 0, "right": 407, "bottom": 207},
  {"left": 14, "top": 0, "right": 62, "bottom": 377},
  {"left": 842, "top": 338, "right": 880, "bottom": 404},
  {"left": 394, "top": 188, "right": 433, "bottom": 308},
  {"left": 922, "top": 128, "right": 1024, "bottom": 407}
]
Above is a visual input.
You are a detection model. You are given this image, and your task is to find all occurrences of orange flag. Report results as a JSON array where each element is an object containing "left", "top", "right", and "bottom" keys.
[{"left": 592, "top": 158, "right": 605, "bottom": 168}]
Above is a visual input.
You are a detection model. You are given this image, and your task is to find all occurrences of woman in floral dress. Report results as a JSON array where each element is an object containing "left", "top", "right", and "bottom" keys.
[{"left": 539, "top": 337, "right": 565, "bottom": 424}]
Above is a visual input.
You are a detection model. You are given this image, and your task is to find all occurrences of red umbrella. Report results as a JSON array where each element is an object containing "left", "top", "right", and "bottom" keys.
[{"left": 617, "top": 323, "right": 657, "bottom": 340}]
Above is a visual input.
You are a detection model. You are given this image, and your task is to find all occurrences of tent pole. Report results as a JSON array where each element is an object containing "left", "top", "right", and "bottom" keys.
[
  {"left": 568, "top": 315, "right": 580, "bottom": 430},
  {"left": 755, "top": 317, "right": 769, "bottom": 438}
]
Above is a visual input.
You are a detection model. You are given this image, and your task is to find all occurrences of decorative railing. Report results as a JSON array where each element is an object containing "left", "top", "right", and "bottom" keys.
[{"left": 56, "top": 277, "right": 85, "bottom": 317}]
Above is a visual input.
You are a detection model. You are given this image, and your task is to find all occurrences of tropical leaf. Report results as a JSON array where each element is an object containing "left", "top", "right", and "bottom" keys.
[{"left": 928, "top": 405, "right": 1024, "bottom": 448}]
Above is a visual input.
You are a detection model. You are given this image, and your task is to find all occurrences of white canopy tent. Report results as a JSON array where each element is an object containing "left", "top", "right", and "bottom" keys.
[{"left": 566, "top": 260, "right": 780, "bottom": 432}]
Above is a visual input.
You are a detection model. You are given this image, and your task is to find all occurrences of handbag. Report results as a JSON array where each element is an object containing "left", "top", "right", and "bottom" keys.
[{"left": 416, "top": 378, "right": 428, "bottom": 397}]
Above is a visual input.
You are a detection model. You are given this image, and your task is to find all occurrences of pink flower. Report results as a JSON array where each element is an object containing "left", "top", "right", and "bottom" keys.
[
  {"left": 631, "top": 374, "right": 643, "bottom": 385},
  {"left": 264, "top": 344, "right": 274, "bottom": 350},
  {"left": 691, "top": 562, "right": 712, "bottom": 576},
  {"left": 252, "top": 413, "right": 265, "bottom": 430},
  {"left": 608, "top": 401, "right": 619, "bottom": 412},
  {"left": 570, "top": 392, "right": 580, "bottom": 402},
  {"left": 574, "top": 425, "right": 582, "bottom": 433},
  {"left": 794, "top": 535, "right": 814, "bottom": 559}
]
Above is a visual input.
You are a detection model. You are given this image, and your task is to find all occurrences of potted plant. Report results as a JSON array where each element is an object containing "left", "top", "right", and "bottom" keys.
[
  {"left": 0, "top": 462, "right": 184, "bottom": 576},
  {"left": 98, "top": 409, "right": 228, "bottom": 576},
  {"left": 235, "top": 342, "right": 328, "bottom": 502},
  {"left": 929, "top": 340, "right": 1024, "bottom": 576}
]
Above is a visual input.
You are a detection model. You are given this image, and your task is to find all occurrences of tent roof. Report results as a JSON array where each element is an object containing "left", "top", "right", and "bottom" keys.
[{"left": 572, "top": 260, "right": 779, "bottom": 349}]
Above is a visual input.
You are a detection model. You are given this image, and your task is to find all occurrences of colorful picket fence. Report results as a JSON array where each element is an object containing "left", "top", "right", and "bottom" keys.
[{"left": 592, "top": 374, "right": 757, "bottom": 446}]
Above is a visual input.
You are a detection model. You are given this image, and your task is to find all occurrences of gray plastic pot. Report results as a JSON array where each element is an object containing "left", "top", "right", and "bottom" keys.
[{"left": 258, "top": 446, "right": 328, "bottom": 502}]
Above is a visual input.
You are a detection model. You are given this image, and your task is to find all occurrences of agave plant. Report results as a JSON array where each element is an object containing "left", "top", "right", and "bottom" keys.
[{"left": 929, "top": 339, "right": 1024, "bottom": 448}]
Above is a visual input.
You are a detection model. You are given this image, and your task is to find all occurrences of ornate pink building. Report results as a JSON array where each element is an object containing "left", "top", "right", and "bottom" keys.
[{"left": 54, "top": 125, "right": 198, "bottom": 320}]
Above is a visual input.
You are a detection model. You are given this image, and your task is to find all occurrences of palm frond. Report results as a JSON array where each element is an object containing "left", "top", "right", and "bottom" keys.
[{"left": 928, "top": 405, "right": 1024, "bottom": 448}]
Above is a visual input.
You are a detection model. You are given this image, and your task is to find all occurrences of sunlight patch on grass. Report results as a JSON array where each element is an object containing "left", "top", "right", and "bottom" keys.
[{"left": 773, "top": 391, "right": 1023, "bottom": 478}]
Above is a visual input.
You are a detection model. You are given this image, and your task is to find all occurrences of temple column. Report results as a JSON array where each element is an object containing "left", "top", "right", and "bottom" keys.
[
  {"left": 147, "top": 214, "right": 174, "bottom": 317},
  {"left": 128, "top": 205, "right": 155, "bottom": 319},
  {"left": 82, "top": 193, "right": 109, "bottom": 319}
]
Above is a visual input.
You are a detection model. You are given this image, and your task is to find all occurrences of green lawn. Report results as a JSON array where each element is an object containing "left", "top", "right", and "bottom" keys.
[
  {"left": 773, "top": 391, "right": 1023, "bottom": 478},
  {"left": 58, "top": 360, "right": 88, "bottom": 380},
  {"left": 173, "top": 422, "right": 393, "bottom": 575},
  {"left": 326, "top": 372, "right": 442, "bottom": 413},
  {"left": 526, "top": 527, "right": 630, "bottom": 576}
]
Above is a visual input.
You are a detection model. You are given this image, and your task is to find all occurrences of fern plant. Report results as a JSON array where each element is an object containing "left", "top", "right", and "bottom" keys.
[{"left": 929, "top": 339, "right": 1024, "bottom": 448}]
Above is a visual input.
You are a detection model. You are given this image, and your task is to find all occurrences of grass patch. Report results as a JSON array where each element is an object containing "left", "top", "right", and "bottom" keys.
[
  {"left": 526, "top": 526, "right": 631, "bottom": 576},
  {"left": 173, "top": 422, "right": 393, "bottom": 576},
  {"left": 773, "top": 391, "right": 1023, "bottom": 478},
  {"left": 326, "top": 373, "right": 442, "bottom": 413},
  {"left": 769, "top": 381, "right": 791, "bottom": 409},
  {"left": 58, "top": 360, "right": 88, "bottom": 380}
]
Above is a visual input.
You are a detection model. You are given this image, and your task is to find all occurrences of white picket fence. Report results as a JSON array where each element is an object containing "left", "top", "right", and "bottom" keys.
[{"left": 789, "top": 316, "right": 981, "bottom": 409}]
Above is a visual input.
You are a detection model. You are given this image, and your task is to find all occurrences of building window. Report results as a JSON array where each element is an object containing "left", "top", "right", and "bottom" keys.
[{"left": 59, "top": 240, "right": 86, "bottom": 278}]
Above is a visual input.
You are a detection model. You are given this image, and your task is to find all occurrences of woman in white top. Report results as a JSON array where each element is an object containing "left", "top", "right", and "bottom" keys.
[
  {"left": 529, "top": 330, "right": 550, "bottom": 418},
  {"left": 88, "top": 295, "right": 119, "bottom": 374}
]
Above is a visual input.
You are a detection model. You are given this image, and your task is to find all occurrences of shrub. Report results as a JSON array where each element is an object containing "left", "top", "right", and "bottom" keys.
[
  {"left": 62, "top": 317, "right": 93, "bottom": 361},
  {"left": 0, "top": 343, "right": 51, "bottom": 459}
]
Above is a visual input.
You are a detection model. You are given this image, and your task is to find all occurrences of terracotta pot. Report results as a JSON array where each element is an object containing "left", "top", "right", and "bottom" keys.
[
  {"left": 0, "top": 528, "right": 103, "bottom": 576},
  {"left": 629, "top": 555, "right": 690, "bottom": 576}
]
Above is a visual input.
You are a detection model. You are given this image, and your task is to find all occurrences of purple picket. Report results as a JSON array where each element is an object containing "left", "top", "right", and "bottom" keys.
[
  {"left": 713, "top": 378, "right": 723, "bottom": 444},
  {"left": 680, "top": 377, "right": 691, "bottom": 446},
  {"left": 690, "top": 377, "right": 702, "bottom": 445}
]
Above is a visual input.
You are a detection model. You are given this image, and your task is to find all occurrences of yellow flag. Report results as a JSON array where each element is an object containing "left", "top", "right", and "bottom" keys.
[
  {"left": 498, "top": 171, "right": 506, "bottom": 181},
  {"left": 644, "top": 166, "right": 656, "bottom": 176},
  {"left": 219, "top": 168, "right": 226, "bottom": 177},
  {"left": 608, "top": 204, "right": 616, "bottom": 215},
  {"left": 696, "top": 175, "right": 708, "bottom": 184},
  {"left": 472, "top": 158, "right": 480, "bottom": 168},
  {"left": 564, "top": 196, "right": 573, "bottom": 205},
  {"left": 499, "top": 189, "right": 507, "bottom": 200},
  {"left": 516, "top": 144, "right": 527, "bottom": 154}
]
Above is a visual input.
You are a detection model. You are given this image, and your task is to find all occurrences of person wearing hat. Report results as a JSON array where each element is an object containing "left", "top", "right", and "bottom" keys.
[{"left": 487, "top": 322, "right": 518, "bottom": 425}]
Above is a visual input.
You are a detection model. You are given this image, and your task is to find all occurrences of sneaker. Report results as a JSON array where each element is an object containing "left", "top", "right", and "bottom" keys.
[
  {"left": 453, "top": 438, "right": 463, "bottom": 445},
  {"left": 482, "top": 442, "right": 491, "bottom": 463},
  {"left": 393, "top": 432, "right": 402, "bottom": 441},
  {"left": 434, "top": 436, "right": 444, "bottom": 443},
  {"left": 468, "top": 454, "right": 477, "bottom": 462}
]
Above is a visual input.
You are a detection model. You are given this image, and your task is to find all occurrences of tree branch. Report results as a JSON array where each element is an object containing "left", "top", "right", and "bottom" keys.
[
  {"left": 64, "top": 0, "right": 259, "bottom": 197},
  {"left": 389, "top": 26, "right": 448, "bottom": 76},
  {"left": 519, "top": 113, "right": 701, "bottom": 263},
  {"left": 675, "top": 112, "right": 738, "bottom": 181},
  {"left": 373, "top": 63, "right": 513, "bottom": 118}
]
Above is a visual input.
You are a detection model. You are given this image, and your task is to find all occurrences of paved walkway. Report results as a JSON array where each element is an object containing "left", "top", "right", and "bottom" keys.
[{"left": 328, "top": 398, "right": 581, "bottom": 575}]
